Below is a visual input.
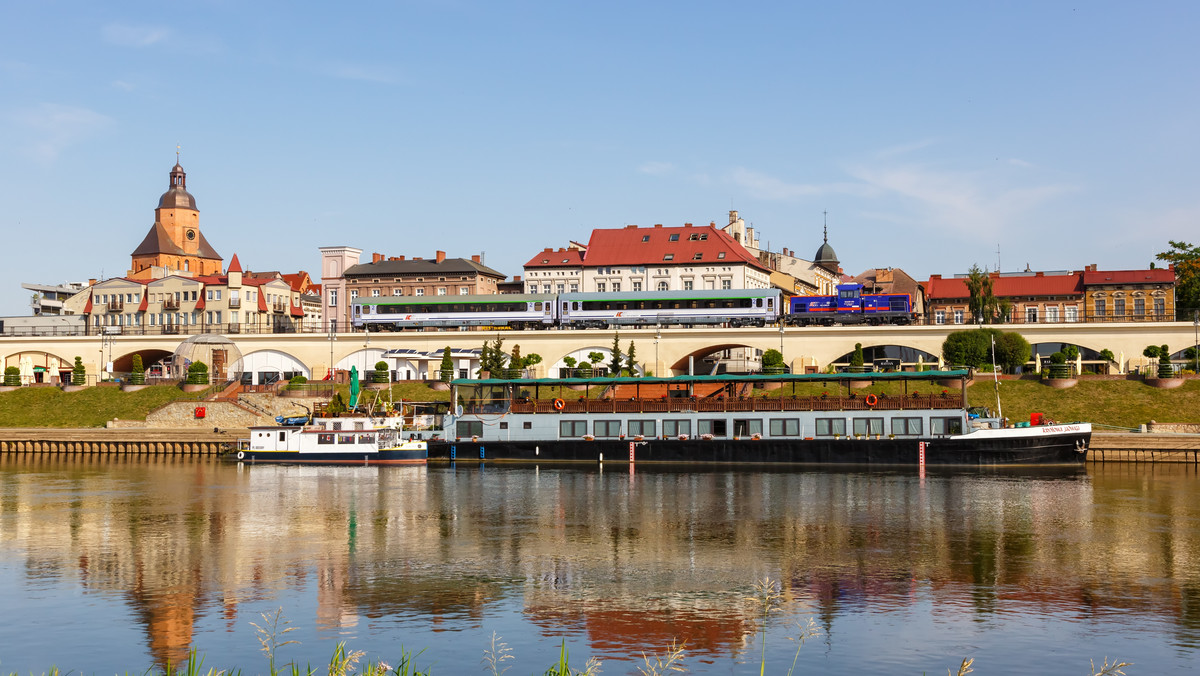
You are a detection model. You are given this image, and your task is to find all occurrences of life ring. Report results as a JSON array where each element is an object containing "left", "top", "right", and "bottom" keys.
[
  {"left": 552, "top": 398, "right": 566, "bottom": 411},
  {"left": 236, "top": 450, "right": 245, "bottom": 460},
  {"left": 865, "top": 394, "right": 878, "bottom": 407}
]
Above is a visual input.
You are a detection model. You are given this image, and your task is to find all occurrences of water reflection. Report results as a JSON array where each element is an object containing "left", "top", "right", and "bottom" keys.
[{"left": 0, "top": 456, "right": 1198, "bottom": 674}]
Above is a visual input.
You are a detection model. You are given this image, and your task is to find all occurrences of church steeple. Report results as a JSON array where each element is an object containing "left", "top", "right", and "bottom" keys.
[{"left": 128, "top": 158, "right": 222, "bottom": 279}]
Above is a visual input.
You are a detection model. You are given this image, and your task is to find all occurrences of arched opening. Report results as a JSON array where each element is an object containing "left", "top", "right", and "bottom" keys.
[
  {"left": 830, "top": 344, "right": 941, "bottom": 371},
  {"left": 236, "top": 349, "right": 312, "bottom": 386}
]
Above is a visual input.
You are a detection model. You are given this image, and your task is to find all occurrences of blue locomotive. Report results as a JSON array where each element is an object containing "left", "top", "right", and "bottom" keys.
[{"left": 785, "top": 283, "right": 915, "bottom": 326}]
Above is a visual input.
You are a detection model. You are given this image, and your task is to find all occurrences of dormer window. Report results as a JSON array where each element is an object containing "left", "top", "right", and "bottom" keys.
[
  {"left": 641, "top": 235, "right": 650, "bottom": 242},
  {"left": 693, "top": 253, "right": 703, "bottom": 260},
  {"left": 663, "top": 253, "right": 674, "bottom": 261},
  {"left": 717, "top": 252, "right": 726, "bottom": 259},
  {"left": 689, "top": 233, "right": 699, "bottom": 241},
  {"left": 668, "top": 234, "right": 680, "bottom": 242}
]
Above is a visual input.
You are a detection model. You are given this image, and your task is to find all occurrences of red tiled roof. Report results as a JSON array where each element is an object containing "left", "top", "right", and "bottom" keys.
[
  {"left": 290, "top": 302, "right": 304, "bottom": 317},
  {"left": 257, "top": 289, "right": 268, "bottom": 312},
  {"left": 194, "top": 294, "right": 205, "bottom": 310},
  {"left": 526, "top": 224, "right": 767, "bottom": 271},
  {"left": 925, "top": 273, "right": 1082, "bottom": 300},
  {"left": 138, "top": 294, "right": 149, "bottom": 312},
  {"left": 525, "top": 247, "right": 585, "bottom": 268},
  {"left": 227, "top": 254, "right": 242, "bottom": 273},
  {"left": 83, "top": 288, "right": 93, "bottom": 314},
  {"left": 1082, "top": 268, "right": 1174, "bottom": 285}
]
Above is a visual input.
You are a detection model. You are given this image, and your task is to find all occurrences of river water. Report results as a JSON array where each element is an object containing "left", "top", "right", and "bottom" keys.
[{"left": 1, "top": 456, "right": 1197, "bottom": 675}]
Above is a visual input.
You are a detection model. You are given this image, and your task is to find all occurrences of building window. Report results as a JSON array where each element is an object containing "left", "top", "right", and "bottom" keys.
[
  {"left": 371, "top": 289, "right": 380, "bottom": 297},
  {"left": 632, "top": 281, "right": 642, "bottom": 292},
  {"left": 722, "top": 279, "right": 732, "bottom": 290},
  {"left": 456, "top": 420, "right": 483, "bottom": 437},
  {"left": 559, "top": 420, "right": 588, "bottom": 437},
  {"left": 437, "top": 287, "right": 447, "bottom": 295},
  {"left": 717, "top": 252, "right": 726, "bottom": 259},
  {"left": 641, "top": 235, "right": 650, "bottom": 242},
  {"left": 953, "top": 310, "right": 963, "bottom": 324},
  {"left": 594, "top": 420, "right": 621, "bottom": 437},
  {"left": 628, "top": 420, "right": 656, "bottom": 437},
  {"left": 1066, "top": 307, "right": 1078, "bottom": 322},
  {"left": 1154, "top": 297, "right": 1165, "bottom": 316},
  {"left": 1114, "top": 297, "right": 1125, "bottom": 318},
  {"left": 935, "top": 310, "right": 946, "bottom": 325},
  {"left": 1134, "top": 298, "right": 1145, "bottom": 317},
  {"left": 1095, "top": 298, "right": 1106, "bottom": 319},
  {"left": 663, "top": 254, "right": 674, "bottom": 261},
  {"left": 669, "top": 234, "right": 680, "bottom": 242},
  {"left": 415, "top": 288, "right": 424, "bottom": 296},
  {"left": 596, "top": 282, "right": 606, "bottom": 293},
  {"left": 460, "top": 287, "right": 469, "bottom": 295},
  {"left": 393, "top": 288, "right": 403, "bottom": 296},
  {"left": 350, "top": 290, "right": 358, "bottom": 299},
  {"left": 328, "top": 290, "right": 337, "bottom": 307},
  {"left": 542, "top": 284, "right": 551, "bottom": 294},
  {"left": 657, "top": 281, "right": 668, "bottom": 291},
  {"left": 1046, "top": 307, "right": 1059, "bottom": 323},
  {"left": 683, "top": 280, "right": 693, "bottom": 291},
  {"left": 570, "top": 283, "right": 579, "bottom": 292},
  {"left": 891, "top": 417, "right": 922, "bottom": 435},
  {"left": 815, "top": 418, "right": 846, "bottom": 437},
  {"left": 693, "top": 253, "right": 703, "bottom": 260},
  {"left": 1025, "top": 307, "right": 1038, "bottom": 323}
]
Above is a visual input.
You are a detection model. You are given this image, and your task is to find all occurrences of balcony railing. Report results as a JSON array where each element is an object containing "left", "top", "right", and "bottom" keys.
[
  {"left": 105, "top": 301, "right": 124, "bottom": 312},
  {"left": 162, "top": 298, "right": 180, "bottom": 310},
  {"left": 273, "top": 300, "right": 287, "bottom": 313},
  {"left": 228, "top": 298, "right": 242, "bottom": 309},
  {"left": 499, "top": 393, "right": 963, "bottom": 416}
]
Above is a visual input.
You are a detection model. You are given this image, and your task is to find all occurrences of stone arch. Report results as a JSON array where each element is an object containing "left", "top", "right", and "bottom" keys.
[
  {"left": 2, "top": 350, "right": 75, "bottom": 384},
  {"left": 237, "top": 349, "right": 312, "bottom": 385},
  {"left": 668, "top": 342, "right": 775, "bottom": 376},
  {"left": 335, "top": 348, "right": 387, "bottom": 377},
  {"left": 829, "top": 344, "right": 941, "bottom": 369}
]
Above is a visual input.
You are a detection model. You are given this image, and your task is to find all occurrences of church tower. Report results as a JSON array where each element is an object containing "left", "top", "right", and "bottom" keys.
[{"left": 128, "top": 161, "right": 223, "bottom": 279}]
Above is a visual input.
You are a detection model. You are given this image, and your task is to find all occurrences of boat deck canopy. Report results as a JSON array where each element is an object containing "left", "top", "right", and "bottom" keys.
[{"left": 452, "top": 369, "right": 972, "bottom": 387}]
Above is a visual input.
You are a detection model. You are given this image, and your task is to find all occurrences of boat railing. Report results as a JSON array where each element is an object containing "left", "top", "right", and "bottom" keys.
[{"left": 498, "top": 394, "right": 963, "bottom": 415}]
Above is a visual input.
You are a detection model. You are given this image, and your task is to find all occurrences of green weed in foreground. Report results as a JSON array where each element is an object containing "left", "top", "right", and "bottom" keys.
[{"left": 2, "top": 599, "right": 1132, "bottom": 675}]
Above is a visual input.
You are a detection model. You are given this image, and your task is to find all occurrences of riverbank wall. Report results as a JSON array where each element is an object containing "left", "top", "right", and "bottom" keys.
[{"left": 0, "top": 428, "right": 244, "bottom": 455}]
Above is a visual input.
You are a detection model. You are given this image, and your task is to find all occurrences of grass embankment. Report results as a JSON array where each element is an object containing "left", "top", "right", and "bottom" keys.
[
  {"left": 2, "top": 379, "right": 1195, "bottom": 430},
  {"left": 0, "top": 385, "right": 197, "bottom": 428}
]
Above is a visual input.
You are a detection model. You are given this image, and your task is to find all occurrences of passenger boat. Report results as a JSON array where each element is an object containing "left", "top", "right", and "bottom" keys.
[
  {"left": 428, "top": 370, "right": 1089, "bottom": 466},
  {"left": 233, "top": 414, "right": 428, "bottom": 465}
]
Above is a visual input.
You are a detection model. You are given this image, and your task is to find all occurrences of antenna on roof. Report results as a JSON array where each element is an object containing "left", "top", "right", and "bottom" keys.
[{"left": 996, "top": 243, "right": 1001, "bottom": 273}]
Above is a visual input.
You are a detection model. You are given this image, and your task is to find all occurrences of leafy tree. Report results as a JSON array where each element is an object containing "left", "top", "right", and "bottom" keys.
[
  {"left": 71, "top": 356, "right": 86, "bottom": 386},
  {"left": 1099, "top": 348, "right": 1116, "bottom": 364},
  {"left": 964, "top": 264, "right": 998, "bottom": 324},
  {"left": 439, "top": 346, "right": 454, "bottom": 382},
  {"left": 1061, "top": 345, "right": 1080, "bottom": 361},
  {"left": 327, "top": 391, "right": 347, "bottom": 416},
  {"left": 942, "top": 330, "right": 991, "bottom": 368},
  {"left": 587, "top": 351, "right": 605, "bottom": 376},
  {"left": 994, "top": 331, "right": 1032, "bottom": 373},
  {"left": 1143, "top": 345, "right": 1161, "bottom": 360},
  {"left": 626, "top": 341, "right": 637, "bottom": 377},
  {"left": 997, "top": 299, "right": 1014, "bottom": 323},
  {"left": 372, "top": 360, "right": 390, "bottom": 383},
  {"left": 477, "top": 338, "right": 507, "bottom": 376},
  {"left": 761, "top": 349, "right": 784, "bottom": 368},
  {"left": 1156, "top": 241, "right": 1200, "bottom": 319},
  {"left": 562, "top": 355, "right": 577, "bottom": 377},
  {"left": 129, "top": 354, "right": 145, "bottom": 385},
  {"left": 3, "top": 366, "right": 19, "bottom": 387},
  {"left": 609, "top": 332, "right": 623, "bottom": 377}
]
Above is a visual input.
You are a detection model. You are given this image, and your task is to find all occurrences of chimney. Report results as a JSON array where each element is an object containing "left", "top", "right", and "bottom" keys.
[
  {"left": 625, "top": 225, "right": 637, "bottom": 229},
  {"left": 654, "top": 224, "right": 662, "bottom": 228},
  {"left": 372, "top": 253, "right": 384, "bottom": 263},
  {"left": 89, "top": 278, "right": 97, "bottom": 286},
  {"left": 414, "top": 257, "right": 423, "bottom": 260},
  {"left": 396, "top": 256, "right": 405, "bottom": 261},
  {"left": 930, "top": 274, "right": 942, "bottom": 280},
  {"left": 471, "top": 254, "right": 481, "bottom": 263},
  {"left": 435, "top": 250, "right": 446, "bottom": 263},
  {"left": 1035, "top": 271, "right": 1044, "bottom": 277},
  {"left": 684, "top": 222, "right": 693, "bottom": 227},
  {"left": 389, "top": 257, "right": 399, "bottom": 261},
  {"left": 513, "top": 275, "right": 522, "bottom": 282}
]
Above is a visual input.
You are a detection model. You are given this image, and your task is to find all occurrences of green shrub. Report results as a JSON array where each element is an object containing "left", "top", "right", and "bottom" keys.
[
  {"left": 71, "top": 356, "right": 86, "bottom": 386},
  {"left": 3, "top": 366, "right": 19, "bottom": 387},
  {"left": 439, "top": 346, "right": 454, "bottom": 382},
  {"left": 186, "top": 361, "right": 209, "bottom": 385},
  {"left": 289, "top": 375, "right": 307, "bottom": 384},
  {"left": 1158, "top": 345, "right": 1175, "bottom": 379},
  {"left": 129, "top": 354, "right": 146, "bottom": 385},
  {"left": 373, "top": 360, "right": 390, "bottom": 383}
]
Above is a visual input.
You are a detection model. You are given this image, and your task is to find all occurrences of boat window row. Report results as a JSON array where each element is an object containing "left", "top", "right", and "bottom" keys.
[
  {"left": 316, "top": 432, "right": 377, "bottom": 445},
  {"left": 458, "top": 415, "right": 965, "bottom": 440}
]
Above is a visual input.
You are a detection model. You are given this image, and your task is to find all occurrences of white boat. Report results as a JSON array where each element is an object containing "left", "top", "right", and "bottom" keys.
[{"left": 233, "top": 414, "right": 427, "bottom": 465}]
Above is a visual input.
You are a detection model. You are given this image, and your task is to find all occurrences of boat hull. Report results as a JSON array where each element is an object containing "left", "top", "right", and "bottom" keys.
[
  {"left": 231, "top": 447, "right": 427, "bottom": 465},
  {"left": 429, "top": 430, "right": 1088, "bottom": 466}
]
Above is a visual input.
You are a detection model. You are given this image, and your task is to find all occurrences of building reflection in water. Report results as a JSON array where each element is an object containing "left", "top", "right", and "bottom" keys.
[{"left": 1, "top": 456, "right": 1199, "bottom": 671}]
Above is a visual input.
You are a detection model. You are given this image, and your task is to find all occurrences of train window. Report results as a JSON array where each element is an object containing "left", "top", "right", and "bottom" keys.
[
  {"left": 534, "top": 302, "right": 542, "bottom": 311},
  {"left": 767, "top": 297, "right": 773, "bottom": 308},
  {"left": 573, "top": 302, "right": 580, "bottom": 310}
]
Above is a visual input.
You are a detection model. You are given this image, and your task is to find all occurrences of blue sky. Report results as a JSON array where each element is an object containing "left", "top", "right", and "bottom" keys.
[{"left": 2, "top": 1, "right": 1198, "bottom": 316}]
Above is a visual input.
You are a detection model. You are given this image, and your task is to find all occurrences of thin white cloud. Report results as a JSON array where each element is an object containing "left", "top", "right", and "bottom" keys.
[
  {"left": 102, "top": 23, "right": 171, "bottom": 47},
  {"left": 638, "top": 161, "right": 675, "bottom": 176},
  {"left": 112, "top": 80, "right": 136, "bottom": 92},
  {"left": 1008, "top": 158, "right": 1035, "bottom": 168},
  {"left": 729, "top": 167, "right": 875, "bottom": 200},
  {"left": 319, "top": 62, "right": 397, "bottom": 84},
  {"left": 11, "top": 103, "right": 113, "bottom": 163}
]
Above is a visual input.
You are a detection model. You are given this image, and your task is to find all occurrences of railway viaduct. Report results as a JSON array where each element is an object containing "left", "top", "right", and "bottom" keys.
[{"left": 2, "top": 321, "right": 1198, "bottom": 382}]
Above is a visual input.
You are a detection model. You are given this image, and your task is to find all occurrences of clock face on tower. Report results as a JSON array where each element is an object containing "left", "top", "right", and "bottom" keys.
[{"left": 186, "top": 229, "right": 196, "bottom": 241}]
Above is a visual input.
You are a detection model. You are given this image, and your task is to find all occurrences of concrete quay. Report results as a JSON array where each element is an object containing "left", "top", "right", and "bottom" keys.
[
  {"left": 0, "top": 427, "right": 244, "bottom": 456},
  {"left": 1090, "top": 432, "right": 1200, "bottom": 463}
]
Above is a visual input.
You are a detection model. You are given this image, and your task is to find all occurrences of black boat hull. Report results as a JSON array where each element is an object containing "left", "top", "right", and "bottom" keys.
[{"left": 429, "top": 432, "right": 1089, "bottom": 466}]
